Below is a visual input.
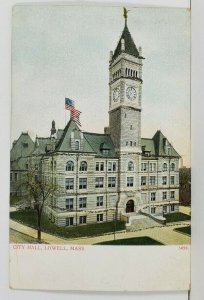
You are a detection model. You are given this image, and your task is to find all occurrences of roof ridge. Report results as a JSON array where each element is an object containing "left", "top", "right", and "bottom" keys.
[{"left": 83, "top": 132, "right": 109, "bottom": 136}]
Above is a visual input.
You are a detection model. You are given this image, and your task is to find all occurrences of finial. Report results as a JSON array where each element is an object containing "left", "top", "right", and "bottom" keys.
[{"left": 123, "top": 7, "right": 129, "bottom": 25}]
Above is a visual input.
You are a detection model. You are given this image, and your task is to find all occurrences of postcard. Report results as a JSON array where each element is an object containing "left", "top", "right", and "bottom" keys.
[{"left": 10, "top": 4, "right": 191, "bottom": 291}]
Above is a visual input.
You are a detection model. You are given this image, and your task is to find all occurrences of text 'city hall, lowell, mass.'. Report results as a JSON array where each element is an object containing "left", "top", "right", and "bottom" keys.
[{"left": 10, "top": 12, "right": 180, "bottom": 228}]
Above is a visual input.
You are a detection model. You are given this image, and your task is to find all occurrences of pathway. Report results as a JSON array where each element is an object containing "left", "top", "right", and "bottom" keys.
[{"left": 10, "top": 219, "right": 191, "bottom": 245}]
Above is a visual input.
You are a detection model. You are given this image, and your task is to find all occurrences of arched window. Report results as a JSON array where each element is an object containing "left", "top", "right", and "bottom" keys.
[
  {"left": 163, "top": 163, "right": 167, "bottom": 172},
  {"left": 170, "top": 163, "right": 175, "bottom": 171},
  {"left": 128, "top": 69, "right": 130, "bottom": 76},
  {"left": 128, "top": 161, "right": 134, "bottom": 171},
  {"left": 66, "top": 161, "right": 74, "bottom": 171},
  {"left": 80, "top": 161, "right": 87, "bottom": 171}
]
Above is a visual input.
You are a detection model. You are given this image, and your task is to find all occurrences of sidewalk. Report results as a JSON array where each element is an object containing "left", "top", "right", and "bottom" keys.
[{"left": 10, "top": 219, "right": 191, "bottom": 245}]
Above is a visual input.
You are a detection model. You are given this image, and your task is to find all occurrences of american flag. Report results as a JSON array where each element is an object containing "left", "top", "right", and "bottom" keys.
[{"left": 65, "top": 97, "right": 81, "bottom": 126}]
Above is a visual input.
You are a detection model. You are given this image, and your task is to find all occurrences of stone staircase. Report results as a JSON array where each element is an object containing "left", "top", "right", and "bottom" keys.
[{"left": 126, "top": 215, "right": 163, "bottom": 231}]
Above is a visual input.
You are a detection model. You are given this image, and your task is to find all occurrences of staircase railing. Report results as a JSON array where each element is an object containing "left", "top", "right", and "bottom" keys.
[{"left": 139, "top": 209, "right": 166, "bottom": 225}]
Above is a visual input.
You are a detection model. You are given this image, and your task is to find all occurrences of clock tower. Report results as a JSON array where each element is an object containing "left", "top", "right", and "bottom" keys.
[{"left": 109, "top": 13, "right": 144, "bottom": 154}]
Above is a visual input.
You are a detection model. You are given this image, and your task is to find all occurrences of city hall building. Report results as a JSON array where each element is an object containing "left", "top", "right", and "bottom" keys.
[{"left": 10, "top": 15, "right": 180, "bottom": 227}]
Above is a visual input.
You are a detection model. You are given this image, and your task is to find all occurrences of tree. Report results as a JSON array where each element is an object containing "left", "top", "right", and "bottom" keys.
[
  {"left": 18, "top": 160, "right": 58, "bottom": 241},
  {"left": 179, "top": 167, "right": 191, "bottom": 206}
]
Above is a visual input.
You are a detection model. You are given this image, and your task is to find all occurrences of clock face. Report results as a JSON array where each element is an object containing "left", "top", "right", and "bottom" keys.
[
  {"left": 113, "top": 87, "right": 120, "bottom": 102},
  {"left": 126, "top": 87, "right": 137, "bottom": 101}
]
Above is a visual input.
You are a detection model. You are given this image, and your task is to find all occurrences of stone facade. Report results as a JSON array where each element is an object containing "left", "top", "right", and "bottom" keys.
[{"left": 10, "top": 18, "right": 180, "bottom": 227}]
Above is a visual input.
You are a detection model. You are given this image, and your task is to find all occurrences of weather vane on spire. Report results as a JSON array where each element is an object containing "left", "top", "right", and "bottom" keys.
[{"left": 123, "top": 7, "right": 130, "bottom": 25}]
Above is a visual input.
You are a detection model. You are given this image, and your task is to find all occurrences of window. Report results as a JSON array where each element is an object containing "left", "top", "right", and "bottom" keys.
[
  {"left": 96, "top": 196, "right": 103, "bottom": 206},
  {"left": 102, "top": 149, "right": 109, "bottom": 155},
  {"left": 130, "top": 125, "right": 133, "bottom": 130},
  {"left": 170, "top": 204, "right": 175, "bottom": 212},
  {"left": 79, "top": 161, "right": 87, "bottom": 171},
  {"left": 54, "top": 161, "right": 56, "bottom": 170},
  {"left": 130, "top": 141, "right": 133, "bottom": 146},
  {"left": 75, "top": 140, "right": 80, "bottom": 151},
  {"left": 170, "top": 176, "right": 175, "bottom": 185},
  {"left": 35, "top": 164, "right": 38, "bottom": 170},
  {"left": 163, "top": 205, "right": 167, "bottom": 213},
  {"left": 97, "top": 214, "right": 103, "bottom": 222},
  {"left": 79, "top": 216, "right": 86, "bottom": 224},
  {"left": 65, "top": 178, "right": 74, "bottom": 190},
  {"left": 79, "top": 178, "right": 87, "bottom": 189},
  {"left": 126, "top": 141, "right": 128, "bottom": 146},
  {"left": 128, "top": 161, "right": 134, "bottom": 171},
  {"left": 151, "top": 207, "right": 156, "bottom": 214},
  {"left": 96, "top": 162, "right": 104, "bottom": 171},
  {"left": 134, "top": 142, "right": 137, "bottom": 146},
  {"left": 149, "top": 176, "right": 156, "bottom": 185},
  {"left": 170, "top": 191, "right": 175, "bottom": 199},
  {"left": 108, "top": 162, "right": 116, "bottom": 172},
  {"left": 108, "top": 177, "right": 116, "bottom": 188},
  {"left": 162, "top": 176, "right": 167, "bottom": 185},
  {"left": 151, "top": 192, "right": 156, "bottom": 201},
  {"left": 66, "top": 217, "right": 74, "bottom": 226},
  {"left": 162, "top": 191, "right": 167, "bottom": 200},
  {"left": 141, "top": 163, "right": 147, "bottom": 171},
  {"left": 127, "top": 177, "right": 134, "bottom": 187},
  {"left": 170, "top": 163, "right": 175, "bottom": 171},
  {"left": 79, "top": 197, "right": 87, "bottom": 208},
  {"left": 167, "top": 148, "right": 171, "bottom": 155},
  {"left": 14, "top": 173, "right": 18, "bottom": 181},
  {"left": 141, "top": 176, "right": 146, "bottom": 186},
  {"left": 66, "top": 198, "right": 74, "bottom": 210},
  {"left": 95, "top": 177, "right": 104, "bottom": 188},
  {"left": 66, "top": 161, "right": 74, "bottom": 171},
  {"left": 25, "top": 163, "right": 29, "bottom": 170},
  {"left": 163, "top": 163, "right": 167, "bottom": 172},
  {"left": 149, "top": 163, "right": 156, "bottom": 172},
  {"left": 23, "top": 142, "right": 28, "bottom": 148}
]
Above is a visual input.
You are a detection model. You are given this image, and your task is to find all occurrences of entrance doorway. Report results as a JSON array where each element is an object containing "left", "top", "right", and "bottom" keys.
[{"left": 126, "top": 200, "right": 134, "bottom": 213}]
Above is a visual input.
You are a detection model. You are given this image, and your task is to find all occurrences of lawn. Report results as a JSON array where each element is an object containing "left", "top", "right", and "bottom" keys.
[
  {"left": 10, "top": 210, "right": 126, "bottom": 239},
  {"left": 174, "top": 226, "right": 191, "bottom": 236},
  {"left": 165, "top": 212, "right": 191, "bottom": 223},
  {"left": 95, "top": 236, "right": 163, "bottom": 245}
]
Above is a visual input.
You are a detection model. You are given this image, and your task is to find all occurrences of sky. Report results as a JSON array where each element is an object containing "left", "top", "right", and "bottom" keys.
[{"left": 12, "top": 5, "right": 190, "bottom": 166}]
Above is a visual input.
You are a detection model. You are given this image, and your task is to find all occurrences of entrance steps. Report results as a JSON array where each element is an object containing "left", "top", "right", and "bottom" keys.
[{"left": 126, "top": 215, "right": 163, "bottom": 231}]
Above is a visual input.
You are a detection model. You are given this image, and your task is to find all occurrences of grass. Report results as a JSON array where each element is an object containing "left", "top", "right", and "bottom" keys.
[
  {"left": 165, "top": 212, "right": 191, "bottom": 223},
  {"left": 95, "top": 236, "right": 163, "bottom": 245},
  {"left": 10, "top": 210, "right": 126, "bottom": 239},
  {"left": 174, "top": 226, "right": 191, "bottom": 236}
]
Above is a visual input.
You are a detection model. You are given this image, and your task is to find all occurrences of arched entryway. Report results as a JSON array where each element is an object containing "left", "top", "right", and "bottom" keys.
[{"left": 126, "top": 200, "right": 134, "bottom": 213}]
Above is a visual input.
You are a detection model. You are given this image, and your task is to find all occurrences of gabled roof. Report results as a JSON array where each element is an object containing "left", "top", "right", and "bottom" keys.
[
  {"left": 37, "top": 137, "right": 51, "bottom": 153},
  {"left": 141, "top": 138, "right": 155, "bottom": 156},
  {"left": 55, "top": 120, "right": 94, "bottom": 153},
  {"left": 83, "top": 132, "right": 117, "bottom": 158},
  {"left": 152, "top": 130, "right": 180, "bottom": 157},
  {"left": 10, "top": 132, "right": 35, "bottom": 161},
  {"left": 141, "top": 131, "right": 180, "bottom": 158},
  {"left": 112, "top": 23, "right": 141, "bottom": 61}
]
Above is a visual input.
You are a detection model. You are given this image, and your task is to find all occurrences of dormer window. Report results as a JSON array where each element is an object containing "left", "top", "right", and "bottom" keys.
[{"left": 100, "top": 142, "right": 110, "bottom": 156}]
